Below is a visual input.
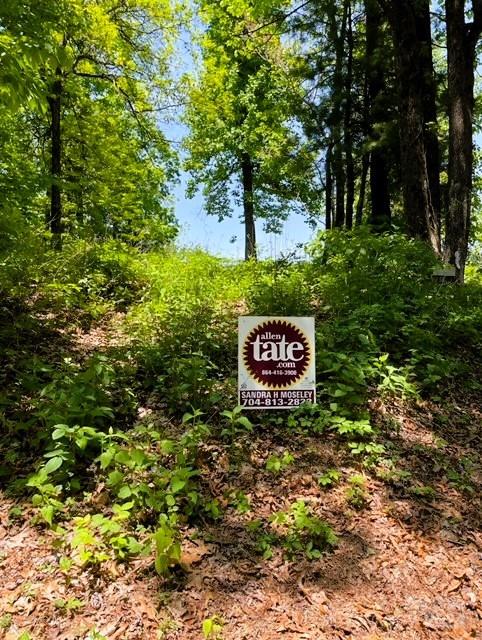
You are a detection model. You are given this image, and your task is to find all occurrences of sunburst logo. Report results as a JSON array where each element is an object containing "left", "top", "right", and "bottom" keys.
[{"left": 242, "top": 319, "right": 311, "bottom": 390}]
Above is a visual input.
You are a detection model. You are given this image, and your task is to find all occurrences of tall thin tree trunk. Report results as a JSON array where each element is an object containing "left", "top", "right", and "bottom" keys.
[
  {"left": 444, "top": 0, "right": 481, "bottom": 282},
  {"left": 344, "top": 0, "right": 354, "bottom": 230},
  {"left": 386, "top": 1, "right": 439, "bottom": 252},
  {"left": 356, "top": 154, "right": 369, "bottom": 225},
  {"left": 325, "top": 144, "right": 333, "bottom": 230},
  {"left": 329, "top": 0, "right": 348, "bottom": 228},
  {"left": 333, "top": 152, "right": 345, "bottom": 227},
  {"left": 47, "top": 67, "right": 63, "bottom": 250},
  {"left": 366, "top": 0, "right": 391, "bottom": 230},
  {"left": 416, "top": 4, "right": 442, "bottom": 243},
  {"left": 76, "top": 138, "right": 88, "bottom": 227},
  {"left": 241, "top": 153, "right": 256, "bottom": 261},
  {"left": 356, "top": 24, "right": 371, "bottom": 228}
]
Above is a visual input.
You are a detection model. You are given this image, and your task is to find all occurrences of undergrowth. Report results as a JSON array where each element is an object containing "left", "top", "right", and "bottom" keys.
[{"left": 1, "top": 229, "right": 481, "bottom": 579}]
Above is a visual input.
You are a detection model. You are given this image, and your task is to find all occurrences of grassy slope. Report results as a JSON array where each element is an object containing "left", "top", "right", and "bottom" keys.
[{"left": 0, "top": 234, "right": 481, "bottom": 639}]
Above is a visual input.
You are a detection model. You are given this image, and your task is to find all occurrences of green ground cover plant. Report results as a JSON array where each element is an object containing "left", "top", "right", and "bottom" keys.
[{"left": 1, "top": 231, "right": 481, "bottom": 586}]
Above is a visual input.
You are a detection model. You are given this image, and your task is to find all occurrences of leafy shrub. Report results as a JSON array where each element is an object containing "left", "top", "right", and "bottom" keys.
[
  {"left": 0, "top": 213, "right": 46, "bottom": 299},
  {"left": 246, "top": 258, "right": 314, "bottom": 316},
  {"left": 308, "top": 228, "right": 482, "bottom": 393},
  {"left": 128, "top": 250, "right": 252, "bottom": 412},
  {"left": 39, "top": 239, "right": 147, "bottom": 313},
  {"left": 271, "top": 500, "right": 338, "bottom": 558},
  {"left": 345, "top": 474, "right": 369, "bottom": 509}
]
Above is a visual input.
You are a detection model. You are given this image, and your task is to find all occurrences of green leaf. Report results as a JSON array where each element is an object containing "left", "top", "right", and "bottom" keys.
[
  {"left": 43, "top": 456, "right": 63, "bottom": 475},
  {"left": 160, "top": 439, "right": 175, "bottom": 454},
  {"left": 107, "top": 470, "right": 123, "bottom": 486},
  {"left": 114, "top": 450, "right": 131, "bottom": 465},
  {"left": 129, "top": 449, "right": 148, "bottom": 467},
  {"left": 170, "top": 477, "right": 187, "bottom": 494},
  {"left": 202, "top": 619, "right": 214, "bottom": 638},
  {"left": 52, "top": 425, "right": 68, "bottom": 440},
  {"left": 76, "top": 436, "right": 88, "bottom": 450},
  {"left": 40, "top": 505, "right": 55, "bottom": 526},
  {"left": 236, "top": 416, "right": 252, "bottom": 430},
  {"left": 118, "top": 485, "right": 132, "bottom": 499},
  {"left": 99, "top": 448, "right": 115, "bottom": 470}
]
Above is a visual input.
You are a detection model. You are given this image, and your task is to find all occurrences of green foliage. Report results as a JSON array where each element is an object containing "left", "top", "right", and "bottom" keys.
[
  {"left": 202, "top": 616, "right": 224, "bottom": 640},
  {"left": 409, "top": 484, "right": 437, "bottom": 500},
  {"left": 318, "top": 468, "right": 341, "bottom": 488},
  {"left": 220, "top": 405, "right": 253, "bottom": 438},
  {"left": 1, "top": 0, "right": 481, "bottom": 618},
  {"left": 54, "top": 597, "right": 84, "bottom": 613},
  {"left": 3, "top": 234, "right": 482, "bottom": 583},
  {"left": 40, "top": 241, "right": 149, "bottom": 311},
  {"left": 0, "top": 614, "right": 12, "bottom": 630},
  {"left": 271, "top": 500, "right": 338, "bottom": 558},
  {"left": 446, "top": 457, "right": 477, "bottom": 494},
  {"left": 23, "top": 355, "right": 136, "bottom": 524},
  {"left": 85, "top": 631, "right": 107, "bottom": 640},
  {"left": 96, "top": 415, "right": 209, "bottom": 523},
  {"left": 345, "top": 474, "right": 369, "bottom": 509},
  {"left": 246, "top": 259, "right": 314, "bottom": 316},
  {"left": 129, "top": 250, "right": 253, "bottom": 412},
  {"left": 184, "top": 0, "right": 319, "bottom": 235},
  {"left": 227, "top": 489, "right": 251, "bottom": 514},
  {"left": 68, "top": 512, "right": 145, "bottom": 567},
  {"left": 265, "top": 451, "right": 294, "bottom": 474},
  {"left": 153, "top": 515, "right": 182, "bottom": 576},
  {"left": 0, "top": 0, "right": 180, "bottom": 264},
  {"left": 308, "top": 229, "right": 482, "bottom": 394}
]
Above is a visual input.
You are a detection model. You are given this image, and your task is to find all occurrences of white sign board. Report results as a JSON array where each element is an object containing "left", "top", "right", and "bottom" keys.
[{"left": 238, "top": 316, "right": 316, "bottom": 409}]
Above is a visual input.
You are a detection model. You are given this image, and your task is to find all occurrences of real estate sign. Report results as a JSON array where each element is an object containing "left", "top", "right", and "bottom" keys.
[{"left": 238, "top": 316, "right": 316, "bottom": 409}]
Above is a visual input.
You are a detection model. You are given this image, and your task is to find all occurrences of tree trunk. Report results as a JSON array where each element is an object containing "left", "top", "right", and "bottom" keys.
[
  {"left": 444, "top": 0, "right": 481, "bottom": 282},
  {"left": 366, "top": 0, "right": 391, "bottom": 230},
  {"left": 385, "top": 0, "right": 440, "bottom": 252},
  {"left": 333, "top": 154, "right": 345, "bottom": 227},
  {"left": 47, "top": 68, "right": 63, "bottom": 250},
  {"left": 241, "top": 153, "right": 256, "bottom": 261},
  {"left": 416, "top": 4, "right": 442, "bottom": 238},
  {"left": 329, "top": 0, "right": 348, "bottom": 228},
  {"left": 356, "top": 154, "right": 369, "bottom": 225},
  {"left": 325, "top": 144, "right": 333, "bottom": 230},
  {"left": 344, "top": 0, "right": 354, "bottom": 230}
]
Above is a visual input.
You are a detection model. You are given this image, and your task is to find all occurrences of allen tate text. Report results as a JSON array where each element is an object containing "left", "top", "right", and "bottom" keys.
[{"left": 251, "top": 334, "right": 304, "bottom": 362}]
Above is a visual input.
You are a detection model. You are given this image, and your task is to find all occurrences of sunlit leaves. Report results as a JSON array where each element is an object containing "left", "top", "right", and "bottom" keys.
[{"left": 184, "top": 0, "right": 320, "bottom": 228}]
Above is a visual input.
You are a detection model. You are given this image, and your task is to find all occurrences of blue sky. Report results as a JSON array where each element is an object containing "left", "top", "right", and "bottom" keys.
[
  {"left": 165, "top": 23, "right": 322, "bottom": 260},
  {"left": 172, "top": 172, "right": 320, "bottom": 260},
  {"left": 164, "top": 117, "right": 321, "bottom": 260}
]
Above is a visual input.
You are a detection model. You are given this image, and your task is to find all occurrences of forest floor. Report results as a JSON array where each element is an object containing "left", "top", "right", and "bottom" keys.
[{"left": 0, "top": 311, "right": 481, "bottom": 640}]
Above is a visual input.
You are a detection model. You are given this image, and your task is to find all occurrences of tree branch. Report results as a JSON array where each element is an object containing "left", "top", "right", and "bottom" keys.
[{"left": 239, "top": 0, "right": 313, "bottom": 36}]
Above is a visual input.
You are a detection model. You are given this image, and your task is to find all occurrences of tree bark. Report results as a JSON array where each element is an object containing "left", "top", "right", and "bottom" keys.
[
  {"left": 385, "top": 0, "right": 440, "bottom": 252},
  {"left": 416, "top": 4, "right": 442, "bottom": 237},
  {"left": 325, "top": 144, "right": 333, "bottom": 230},
  {"left": 356, "top": 154, "right": 369, "bottom": 225},
  {"left": 241, "top": 153, "right": 256, "bottom": 260},
  {"left": 444, "top": 0, "right": 482, "bottom": 281},
  {"left": 366, "top": 0, "right": 391, "bottom": 230},
  {"left": 47, "top": 67, "right": 63, "bottom": 250},
  {"left": 344, "top": 0, "right": 354, "bottom": 230},
  {"left": 329, "top": 0, "right": 348, "bottom": 228}
]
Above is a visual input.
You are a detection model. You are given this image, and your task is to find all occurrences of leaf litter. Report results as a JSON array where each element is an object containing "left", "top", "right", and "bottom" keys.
[{"left": 0, "top": 317, "right": 481, "bottom": 640}]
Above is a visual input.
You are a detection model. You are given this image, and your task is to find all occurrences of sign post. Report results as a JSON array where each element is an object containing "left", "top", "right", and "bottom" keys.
[{"left": 238, "top": 316, "right": 316, "bottom": 409}]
